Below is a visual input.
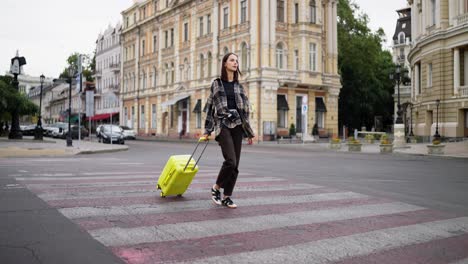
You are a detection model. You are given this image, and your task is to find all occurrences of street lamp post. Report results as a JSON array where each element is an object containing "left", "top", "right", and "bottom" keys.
[
  {"left": 390, "top": 64, "right": 407, "bottom": 148},
  {"left": 66, "top": 67, "right": 75, "bottom": 147},
  {"left": 393, "top": 64, "right": 403, "bottom": 124},
  {"left": 8, "top": 52, "right": 27, "bottom": 139},
  {"left": 434, "top": 99, "right": 441, "bottom": 139},
  {"left": 409, "top": 103, "right": 414, "bottom": 137},
  {"left": 34, "top": 74, "right": 45, "bottom": 140}
]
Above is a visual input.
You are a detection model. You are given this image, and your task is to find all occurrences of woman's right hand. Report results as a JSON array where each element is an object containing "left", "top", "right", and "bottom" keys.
[{"left": 200, "top": 134, "right": 210, "bottom": 142}]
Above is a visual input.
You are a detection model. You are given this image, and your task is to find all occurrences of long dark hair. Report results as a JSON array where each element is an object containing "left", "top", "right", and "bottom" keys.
[{"left": 220, "top": 52, "right": 242, "bottom": 82}]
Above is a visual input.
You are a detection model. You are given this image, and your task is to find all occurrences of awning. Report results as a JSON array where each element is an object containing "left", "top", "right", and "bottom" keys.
[
  {"left": 86, "top": 112, "right": 119, "bottom": 121},
  {"left": 277, "top": 95, "right": 289, "bottom": 110},
  {"left": 315, "top": 97, "right": 327, "bottom": 112},
  {"left": 193, "top": 99, "right": 201, "bottom": 113},
  {"left": 161, "top": 94, "right": 190, "bottom": 108}
]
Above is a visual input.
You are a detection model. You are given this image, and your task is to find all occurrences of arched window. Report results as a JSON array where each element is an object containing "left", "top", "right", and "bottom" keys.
[
  {"left": 223, "top": 47, "right": 229, "bottom": 55},
  {"left": 309, "top": 0, "right": 316, "bottom": 23},
  {"left": 207, "top": 52, "right": 212, "bottom": 77},
  {"left": 277, "top": 0, "right": 285, "bottom": 22},
  {"left": 276, "top": 43, "right": 284, "bottom": 69},
  {"left": 398, "top": 32, "right": 405, "bottom": 44},
  {"left": 153, "top": 67, "right": 157, "bottom": 87},
  {"left": 241, "top": 42, "right": 248, "bottom": 70}
]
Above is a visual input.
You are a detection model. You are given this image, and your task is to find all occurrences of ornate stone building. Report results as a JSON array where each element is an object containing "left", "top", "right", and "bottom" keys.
[
  {"left": 93, "top": 23, "right": 122, "bottom": 124},
  {"left": 407, "top": 0, "right": 468, "bottom": 139},
  {"left": 120, "top": 0, "right": 340, "bottom": 140}
]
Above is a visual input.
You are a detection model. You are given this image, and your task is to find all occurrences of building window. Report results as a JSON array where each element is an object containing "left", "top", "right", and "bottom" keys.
[
  {"left": 294, "top": 49, "right": 299, "bottom": 70},
  {"left": 170, "top": 28, "right": 174, "bottom": 47},
  {"left": 151, "top": 104, "right": 157, "bottom": 129},
  {"left": 223, "top": 47, "right": 229, "bottom": 55},
  {"left": 241, "top": 43, "right": 248, "bottom": 70},
  {"left": 309, "top": 43, "right": 317, "bottom": 71},
  {"left": 295, "top": 3, "right": 299, "bottom": 23},
  {"left": 240, "top": 0, "right": 247, "bottom": 23},
  {"left": 199, "top": 17, "right": 204, "bottom": 36},
  {"left": 431, "top": 0, "right": 436, "bottom": 25},
  {"left": 153, "top": 69, "right": 157, "bottom": 87},
  {"left": 142, "top": 6, "right": 146, "bottom": 19},
  {"left": 207, "top": 15, "right": 211, "bottom": 34},
  {"left": 164, "top": 31, "right": 168, "bottom": 48},
  {"left": 427, "top": 63, "right": 433, "bottom": 87},
  {"left": 126, "top": 17, "right": 129, "bottom": 28},
  {"left": 131, "top": 106, "right": 135, "bottom": 128},
  {"left": 153, "top": 35, "right": 157, "bottom": 53},
  {"left": 277, "top": 0, "right": 284, "bottom": 22},
  {"left": 276, "top": 43, "right": 284, "bottom": 69},
  {"left": 399, "top": 32, "right": 405, "bottom": 44},
  {"left": 134, "top": 12, "right": 137, "bottom": 23},
  {"left": 309, "top": 0, "right": 316, "bottom": 23},
  {"left": 165, "top": 63, "right": 169, "bottom": 84},
  {"left": 196, "top": 99, "right": 202, "bottom": 128},
  {"left": 223, "top": 7, "right": 229, "bottom": 29},
  {"left": 141, "top": 40, "right": 145, "bottom": 56},
  {"left": 199, "top": 54, "right": 205, "bottom": 79},
  {"left": 184, "top": 22, "right": 188, "bottom": 42},
  {"left": 171, "top": 62, "right": 175, "bottom": 83},
  {"left": 140, "top": 105, "right": 145, "bottom": 129},
  {"left": 207, "top": 53, "right": 212, "bottom": 77}
]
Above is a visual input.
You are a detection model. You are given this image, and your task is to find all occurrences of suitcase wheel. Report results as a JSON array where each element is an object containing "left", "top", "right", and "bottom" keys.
[
  {"left": 177, "top": 194, "right": 183, "bottom": 197},
  {"left": 160, "top": 192, "right": 166, "bottom": 198},
  {"left": 157, "top": 184, "right": 161, "bottom": 190}
]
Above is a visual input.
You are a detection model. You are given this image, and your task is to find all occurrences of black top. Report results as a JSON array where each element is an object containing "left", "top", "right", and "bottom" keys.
[{"left": 222, "top": 80, "right": 237, "bottom": 109}]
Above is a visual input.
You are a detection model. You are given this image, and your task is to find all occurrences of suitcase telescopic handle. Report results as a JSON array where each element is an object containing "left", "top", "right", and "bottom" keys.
[{"left": 183, "top": 137, "right": 210, "bottom": 171}]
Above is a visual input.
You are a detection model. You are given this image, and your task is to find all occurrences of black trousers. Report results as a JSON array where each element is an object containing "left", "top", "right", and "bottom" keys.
[{"left": 216, "top": 125, "right": 243, "bottom": 196}]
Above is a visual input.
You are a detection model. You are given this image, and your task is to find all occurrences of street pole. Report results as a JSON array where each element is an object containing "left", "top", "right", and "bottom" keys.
[
  {"left": 8, "top": 53, "right": 26, "bottom": 139},
  {"left": 66, "top": 67, "right": 74, "bottom": 147},
  {"left": 434, "top": 99, "right": 441, "bottom": 139},
  {"left": 34, "top": 74, "right": 45, "bottom": 140},
  {"left": 409, "top": 104, "right": 414, "bottom": 137}
]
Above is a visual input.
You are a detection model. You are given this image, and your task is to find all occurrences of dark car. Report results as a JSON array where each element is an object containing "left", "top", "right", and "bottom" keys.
[
  {"left": 62, "top": 125, "right": 89, "bottom": 139},
  {"left": 97, "top": 125, "right": 125, "bottom": 144}
]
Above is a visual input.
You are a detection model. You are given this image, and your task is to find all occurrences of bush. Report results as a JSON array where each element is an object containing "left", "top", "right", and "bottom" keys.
[
  {"left": 331, "top": 137, "right": 341, "bottom": 143},
  {"left": 347, "top": 136, "right": 360, "bottom": 144},
  {"left": 380, "top": 133, "right": 391, "bottom": 144},
  {"left": 364, "top": 134, "right": 374, "bottom": 140},
  {"left": 289, "top": 123, "right": 296, "bottom": 136},
  {"left": 432, "top": 139, "right": 441, "bottom": 145}
]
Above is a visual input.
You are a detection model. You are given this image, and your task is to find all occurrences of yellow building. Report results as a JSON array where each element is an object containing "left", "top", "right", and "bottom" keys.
[
  {"left": 407, "top": 0, "right": 468, "bottom": 139},
  {"left": 120, "top": 0, "right": 340, "bottom": 140}
]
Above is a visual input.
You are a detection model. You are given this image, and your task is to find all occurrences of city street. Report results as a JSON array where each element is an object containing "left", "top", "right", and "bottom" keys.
[{"left": 1, "top": 140, "right": 468, "bottom": 263}]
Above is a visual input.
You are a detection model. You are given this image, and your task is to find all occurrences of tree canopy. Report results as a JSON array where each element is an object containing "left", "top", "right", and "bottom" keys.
[
  {"left": 0, "top": 75, "right": 38, "bottom": 123},
  {"left": 58, "top": 52, "right": 95, "bottom": 81},
  {"left": 337, "top": 0, "right": 396, "bottom": 133}
]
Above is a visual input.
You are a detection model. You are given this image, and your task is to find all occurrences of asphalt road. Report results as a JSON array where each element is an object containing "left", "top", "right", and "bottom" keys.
[{"left": 1, "top": 140, "right": 468, "bottom": 263}]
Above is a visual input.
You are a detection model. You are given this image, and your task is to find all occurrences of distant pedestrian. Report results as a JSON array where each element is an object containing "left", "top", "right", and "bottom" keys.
[{"left": 202, "top": 53, "right": 255, "bottom": 209}]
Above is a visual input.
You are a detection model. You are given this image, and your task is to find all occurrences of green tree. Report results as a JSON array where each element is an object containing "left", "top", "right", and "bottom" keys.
[
  {"left": 59, "top": 52, "right": 95, "bottom": 81},
  {"left": 0, "top": 75, "right": 38, "bottom": 123},
  {"left": 337, "top": 0, "right": 395, "bottom": 134}
]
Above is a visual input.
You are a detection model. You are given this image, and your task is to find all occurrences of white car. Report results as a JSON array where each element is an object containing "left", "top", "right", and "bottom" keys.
[{"left": 120, "top": 126, "right": 136, "bottom": 140}]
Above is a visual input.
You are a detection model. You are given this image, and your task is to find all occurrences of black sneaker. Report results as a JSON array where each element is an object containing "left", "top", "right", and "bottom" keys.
[
  {"left": 211, "top": 187, "right": 222, "bottom": 205},
  {"left": 221, "top": 197, "right": 237, "bottom": 209}
]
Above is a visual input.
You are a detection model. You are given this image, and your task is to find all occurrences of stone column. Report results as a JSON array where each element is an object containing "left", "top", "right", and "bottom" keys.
[
  {"left": 454, "top": 48, "right": 460, "bottom": 95},
  {"left": 415, "top": 64, "right": 420, "bottom": 97}
]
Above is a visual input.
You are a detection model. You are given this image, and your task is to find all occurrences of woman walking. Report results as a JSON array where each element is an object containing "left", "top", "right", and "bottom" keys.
[{"left": 203, "top": 53, "right": 254, "bottom": 209}]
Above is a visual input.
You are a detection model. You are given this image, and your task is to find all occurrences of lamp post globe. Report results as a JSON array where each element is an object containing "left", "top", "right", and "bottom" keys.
[
  {"left": 66, "top": 67, "right": 75, "bottom": 147},
  {"left": 34, "top": 74, "right": 45, "bottom": 140}
]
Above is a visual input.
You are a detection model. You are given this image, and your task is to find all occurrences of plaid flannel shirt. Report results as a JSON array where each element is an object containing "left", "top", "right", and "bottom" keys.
[{"left": 203, "top": 78, "right": 255, "bottom": 140}]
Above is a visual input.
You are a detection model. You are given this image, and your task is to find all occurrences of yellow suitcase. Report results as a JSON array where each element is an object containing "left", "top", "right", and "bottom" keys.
[{"left": 157, "top": 138, "right": 209, "bottom": 197}]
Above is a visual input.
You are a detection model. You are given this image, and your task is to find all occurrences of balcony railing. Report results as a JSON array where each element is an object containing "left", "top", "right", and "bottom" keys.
[
  {"left": 457, "top": 13, "right": 468, "bottom": 25},
  {"left": 109, "top": 84, "right": 120, "bottom": 93},
  {"left": 109, "top": 63, "right": 120, "bottom": 71},
  {"left": 459, "top": 86, "right": 468, "bottom": 97}
]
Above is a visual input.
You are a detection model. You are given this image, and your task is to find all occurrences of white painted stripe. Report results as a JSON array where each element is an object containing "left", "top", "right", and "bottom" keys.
[
  {"left": 60, "top": 192, "right": 368, "bottom": 219},
  {"left": 26, "top": 177, "right": 283, "bottom": 189},
  {"left": 90, "top": 202, "right": 423, "bottom": 247},
  {"left": 182, "top": 217, "right": 468, "bottom": 264},
  {"left": 13, "top": 170, "right": 232, "bottom": 179},
  {"left": 39, "top": 183, "right": 323, "bottom": 201},
  {"left": 15, "top": 172, "right": 253, "bottom": 181}
]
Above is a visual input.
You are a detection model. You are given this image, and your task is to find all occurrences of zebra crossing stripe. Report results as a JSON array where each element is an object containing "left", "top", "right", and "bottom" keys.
[
  {"left": 89, "top": 202, "right": 423, "bottom": 247},
  {"left": 179, "top": 217, "right": 468, "bottom": 264},
  {"left": 59, "top": 192, "right": 369, "bottom": 219}
]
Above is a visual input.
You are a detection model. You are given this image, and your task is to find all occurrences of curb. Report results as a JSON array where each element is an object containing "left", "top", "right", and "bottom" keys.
[{"left": 77, "top": 146, "right": 129, "bottom": 155}]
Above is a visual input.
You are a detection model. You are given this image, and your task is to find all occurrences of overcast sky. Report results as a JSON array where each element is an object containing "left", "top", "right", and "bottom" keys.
[{"left": 0, "top": 0, "right": 408, "bottom": 79}]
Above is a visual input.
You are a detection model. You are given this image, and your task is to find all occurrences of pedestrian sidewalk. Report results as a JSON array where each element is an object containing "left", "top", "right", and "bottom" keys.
[{"left": 0, "top": 137, "right": 128, "bottom": 158}]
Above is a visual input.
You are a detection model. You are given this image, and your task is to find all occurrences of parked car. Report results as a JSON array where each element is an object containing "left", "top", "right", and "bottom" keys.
[
  {"left": 50, "top": 123, "right": 69, "bottom": 138},
  {"left": 20, "top": 124, "right": 36, "bottom": 136},
  {"left": 97, "top": 124, "right": 125, "bottom": 144},
  {"left": 62, "top": 125, "right": 89, "bottom": 139},
  {"left": 120, "top": 126, "right": 136, "bottom": 139}
]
